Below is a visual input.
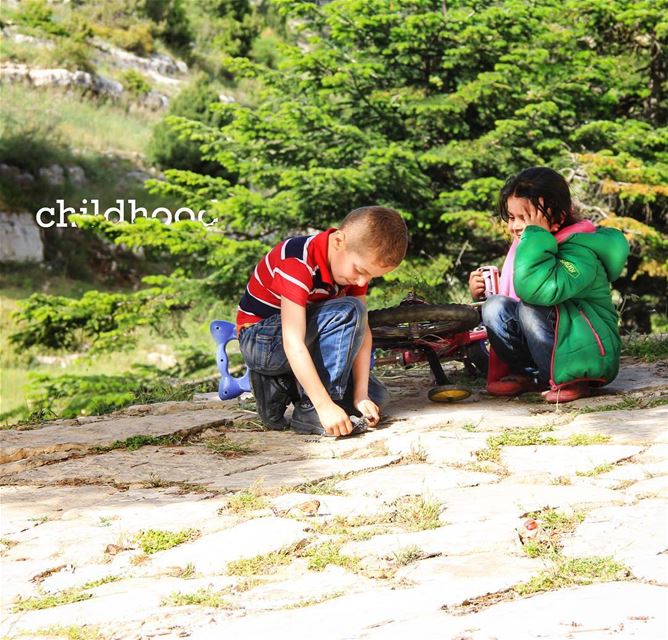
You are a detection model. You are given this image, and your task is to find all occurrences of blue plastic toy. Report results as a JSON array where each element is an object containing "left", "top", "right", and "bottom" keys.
[{"left": 210, "top": 320, "right": 251, "bottom": 400}]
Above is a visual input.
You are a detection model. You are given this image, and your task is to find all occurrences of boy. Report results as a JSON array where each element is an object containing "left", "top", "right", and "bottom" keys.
[{"left": 236, "top": 206, "right": 408, "bottom": 436}]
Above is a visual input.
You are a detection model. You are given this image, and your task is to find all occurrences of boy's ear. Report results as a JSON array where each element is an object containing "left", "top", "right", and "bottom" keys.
[{"left": 331, "top": 229, "right": 345, "bottom": 250}]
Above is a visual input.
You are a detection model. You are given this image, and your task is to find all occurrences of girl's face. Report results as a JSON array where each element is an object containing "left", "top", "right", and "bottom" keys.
[{"left": 506, "top": 195, "right": 559, "bottom": 241}]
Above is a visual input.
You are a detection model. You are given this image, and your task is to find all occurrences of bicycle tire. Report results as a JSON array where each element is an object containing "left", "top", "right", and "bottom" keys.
[{"left": 369, "top": 304, "right": 480, "bottom": 340}]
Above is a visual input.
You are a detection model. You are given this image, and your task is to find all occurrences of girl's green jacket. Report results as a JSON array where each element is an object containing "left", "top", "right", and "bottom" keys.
[{"left": 513, "top": 222, "right": 629, "bottom": 388}]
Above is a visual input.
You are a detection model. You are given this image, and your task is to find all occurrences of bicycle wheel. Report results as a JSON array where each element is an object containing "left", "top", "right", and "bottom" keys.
[
  {"left": 428, "top": 385, "right": 472, "bottom": 403},
  {"left": 369, "top": 304, "right": 480, "bottom": 341}
]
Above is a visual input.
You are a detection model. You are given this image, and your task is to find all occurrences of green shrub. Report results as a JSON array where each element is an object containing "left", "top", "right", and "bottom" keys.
[
  {"left": 147, "top": 76, "right": 230, "bottom": 175},
  {"left": 15, "top": 0, "right": 68, "bottom": 37},
  {"left": 121, "top": 69, "right": 152, "bottom": 97}
]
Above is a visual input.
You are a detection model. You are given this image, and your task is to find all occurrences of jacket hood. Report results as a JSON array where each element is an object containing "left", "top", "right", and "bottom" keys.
[{"left": 557, "top": 221, "right": 629, "bottom": 282}]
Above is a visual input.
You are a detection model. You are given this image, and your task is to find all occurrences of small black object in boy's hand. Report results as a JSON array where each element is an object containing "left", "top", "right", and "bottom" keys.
[{"left": 347, "top": 415, "right": 369, "bottom": 436}]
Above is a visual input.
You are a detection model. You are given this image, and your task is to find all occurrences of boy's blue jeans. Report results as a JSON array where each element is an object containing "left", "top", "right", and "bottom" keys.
[
  {"left": 481, "top": 295, "right": 555, "bottom": 385},
  {"left": 238, "top": 297, "right": 389, "bottom": 412}
]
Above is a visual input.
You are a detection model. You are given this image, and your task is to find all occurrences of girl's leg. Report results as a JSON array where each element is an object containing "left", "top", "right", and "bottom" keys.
[
  {"left": 517, "top": 302, "right": 556, "bottom": 386},
  {"left": 481, "top": 295, "right": 536, "bottom": 374}
]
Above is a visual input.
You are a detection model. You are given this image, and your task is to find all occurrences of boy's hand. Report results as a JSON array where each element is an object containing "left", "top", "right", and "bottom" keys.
[
  {"left": 354, "top": 397, "right": 380, "bottom": 427},
  {"left": 316, "top": 401, "right": 353, "bottom": 437},
  {"left": 468, "top": 269, "right": 485, "bottom": 300}
]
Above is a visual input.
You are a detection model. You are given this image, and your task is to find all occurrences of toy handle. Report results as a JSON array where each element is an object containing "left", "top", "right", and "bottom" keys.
[{"left": 209, "top": 321, "right": 252, "bottom": 400}]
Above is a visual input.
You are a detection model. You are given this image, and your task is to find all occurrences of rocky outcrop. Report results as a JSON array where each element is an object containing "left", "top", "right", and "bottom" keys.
[{"left": 0, "top": 211, "right": 44, "bottom": 263}]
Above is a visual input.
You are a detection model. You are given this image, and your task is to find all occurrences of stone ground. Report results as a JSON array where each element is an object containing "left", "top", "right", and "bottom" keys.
[{"left": 1, "top": 358, "right": 667, "bottom": 640}]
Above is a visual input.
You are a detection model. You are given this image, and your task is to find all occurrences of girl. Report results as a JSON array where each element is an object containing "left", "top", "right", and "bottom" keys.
[{"left": 469, "top": 167, "right": 629, "bottom": 403}]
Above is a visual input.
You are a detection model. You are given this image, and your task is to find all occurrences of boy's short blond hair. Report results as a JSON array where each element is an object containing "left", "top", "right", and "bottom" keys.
[{"left": 340, "top": 206, "right": 408, "bottom": 267}]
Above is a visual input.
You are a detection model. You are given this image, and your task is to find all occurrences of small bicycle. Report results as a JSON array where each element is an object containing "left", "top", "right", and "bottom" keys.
[
  {"left": 211, "top": 294, "right": 488, "bottom": 403},
  {"left": 368, "top": 294, "right": 488, "bottom": 402}
]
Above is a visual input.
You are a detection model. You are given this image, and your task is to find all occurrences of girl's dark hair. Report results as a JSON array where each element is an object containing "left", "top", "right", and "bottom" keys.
[{"left": 498, "top": 167, "right": 578, "bottom": 229}]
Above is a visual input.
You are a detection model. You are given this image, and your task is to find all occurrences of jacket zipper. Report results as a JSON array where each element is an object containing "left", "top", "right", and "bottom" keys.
[{"left": 579, "top": 309, "right": 606, "bottom": 356}]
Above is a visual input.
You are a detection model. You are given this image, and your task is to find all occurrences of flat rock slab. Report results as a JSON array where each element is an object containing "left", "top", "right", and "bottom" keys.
[
  {"left": 395, "top": 551, "right": 540, "bottom": 591},
  {"left": 561, "top": 500, "right": 668, "bottom": 572},
  {"left": 385, "top": 431, "right": 489, "bottom": 466},
  {"left": 437, "top": 482, "right": 631, "bottom": 523},
  {"left": 361, "top": 582, "right": 668, "bottom": 639},
  {"left": 218, "top": 455, "right": 400, "bottom": 490},
  {"left": 149, "top": 516, "right": 309, "bottom": 574},
  {"left": 0, "top": 408, "right": 241, "bottom": 464},
  {"left": 1, "top": 575, "right": 203, "bottom": 634},
  {"left": 270, "top": 492, "right": 388, "bottom": 519},
  {"left": 335, "top": 463, "right": 497, "bottom": 501},
  {"left": 561, "top": 405, "right": 668, "bottom": 444},
  {"left": 237, "top": 564, "right": 372, "bottom": 611},
  {"left": 3, "top": 445, "right": 302, "bottom": 489},
  {"left": 340, "top": 517, "right": 519, "bottom": 559},
  {"left": 500, "top": 444, "right": 642, "bottom": 477}
]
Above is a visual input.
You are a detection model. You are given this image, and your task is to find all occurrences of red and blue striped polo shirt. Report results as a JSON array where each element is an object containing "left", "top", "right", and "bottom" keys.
[{"left": 236, "top": 228, "right": 368, "bottom": 330}]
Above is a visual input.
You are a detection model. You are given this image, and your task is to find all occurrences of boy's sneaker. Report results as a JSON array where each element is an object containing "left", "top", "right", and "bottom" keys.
[
  {"left": 249, "top": 371, "right": 299, "bottom": 430},
  {"left": 290, "top": 397, "right": 324, "bottom": 435},
  {"left": 543, "top": 383, "right": 590, "bottom": 404},
  {"left": 291, "top": 399, "right": 369, "bottom": 437}
]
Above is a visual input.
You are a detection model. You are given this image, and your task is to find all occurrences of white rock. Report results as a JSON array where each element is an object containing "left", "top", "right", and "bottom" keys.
[{"left": 0, "top": 211, "right": 44, "bottom": 262}]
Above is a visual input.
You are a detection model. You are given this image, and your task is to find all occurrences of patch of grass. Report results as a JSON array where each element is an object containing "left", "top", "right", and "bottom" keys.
[
  {"left": 462, "top": 422, "right": 477, "bottom": 432},
  {"left": 513, "top": 556, "right": 631, "bottom": 595},
  {"left": 402, "top": 444, "right": 428, "bottom": 464},
  {"left": 135, "top": 528, "right": 200, "bottom": 554},
  {"left": 28, "top": 515, "right": 50, "bottom": 523},
  {"left": 226, "top": 550, "right": 293, "bottom": 576},
  {"left": 578, "top": 395, "right": 668, "bottom": 414},
  {"left": 392, "top": 545, "right": 423, "bottom": 567},
  {"left": 551, "top": 475, "right": 572, "bottom": 485},
  {"left": 223, "top": 483, "right": 270, "bottom": 514},
  {"left": 166, "top": 562, "right": 196, "bottom": 579},
  {"left": 474, "top": 427, "right": 559, "bottom": 462},
  {"left": 303, "top": 541, "right": 360, "bottom": 573},
  {"left": 394, "top": 496, "right": 441, "bottom": 531},
  {"left": 284, "top": 590, "right": 346, "bottom": 609},
  {"left": 294, "top": 476, "right": 346, "bottom": 495},
  {"left": 93, "top": 433, "right": 183, "bottom": 453},
  {"left": 31, "top": 625, "right": 105, "bottom": 640},
  {"left": 622, "top": 333, "right": 668, "bottom": 362},
  {"left": 13, "top": 588, "right": 92, "bottom": 612},
  {"left": 487, "top": 427, "right": 557, "bottom": 448},
  {"left": 576, "top": 463, "right": 614, "bottom": 477},
  {"left": 205, "top": 435, "right": 255, "bottom": 457},
  {"left": 563, "top": 433, "right": 611, "bottom": 445},
  {"left": 162, "top": 588, "right": 232, "bottom": 608},
  {"left": 80, "top": 575, "right": 120, "bottom": 590},
  {"left": 520, "top": 509, "right": 586, "bottom": 558}
]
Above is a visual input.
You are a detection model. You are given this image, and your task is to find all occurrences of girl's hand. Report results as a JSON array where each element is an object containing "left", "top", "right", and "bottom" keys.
[
  {"left": 468, "top": 269, "right": 486, "bottom": 300},
  {"left": 523, "top": 205, "right": 551, "bottom": 233}
]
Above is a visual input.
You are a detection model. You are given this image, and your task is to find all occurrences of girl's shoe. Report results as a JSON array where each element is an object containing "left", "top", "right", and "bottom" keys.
[
  {"left": 543, "top": 383, "right": 590, "bottom": 404},
  {"left": 487, "top": 375, "right": 540, "bottom": 396}
]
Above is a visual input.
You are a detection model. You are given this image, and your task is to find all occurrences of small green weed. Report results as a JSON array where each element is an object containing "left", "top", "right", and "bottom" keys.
[
  {"left": 294, "top": 476, "right": 346, "bottom": 495},
  {"left": 162, "top": 588, "right": 232, "bottom": 608},
  {"left": 622, "top": 334, "right": 668, "bottom": 362},
  {"left": 563, "top": 433, "right": 611, "bottom": 445},
  {"left": 31, "top": 625, "right": 105, "bottom": 640},
  {"left": 13, "top": 588, "right": 92, "bottom": 612},
  {"left": 166, "top": 562, "right": 196, "bottom": 579},
  {"left": 303, "top": 541, "right": 360, "bottom": 572},
  {"left": 135, "top": 529, "right": 200, "bottom": 554},
  {"left": 222, "top": 483, "right": 270, "bottom": 514},
  {"left": 487, "top": 427, "right": 557, "bottom": 448},
  {"left": 284, "top": 590, "right": 345, "bottom": 609},
  {"left": 93, "top": 434, "right": 183, "bottom": 453},
  {"left": 514, "top": 556, "right": 631, "bottom": 595},
  {"left": 80, "top": 575, "right": 120, "bottom": 590},
  {"left": 226, "top": 550, "right": 292, "bottom": 576},
  {"left": 205, "top": 435, "right": 255, "bottom": 457},
  {"left": 402, "top": 444, "right": 428, "bottom": 464},
  {"left": 392, "top": 545, "right": 423, "bottom": 566},
  {"left": 576, "top": 463, "right": 614, "bottom": 477},
  {"left": 394, "top": 496, "right": 441, "bottom": 531},
  {"left": 520, "top": 509, "right": 586, "bottom": 558}
]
